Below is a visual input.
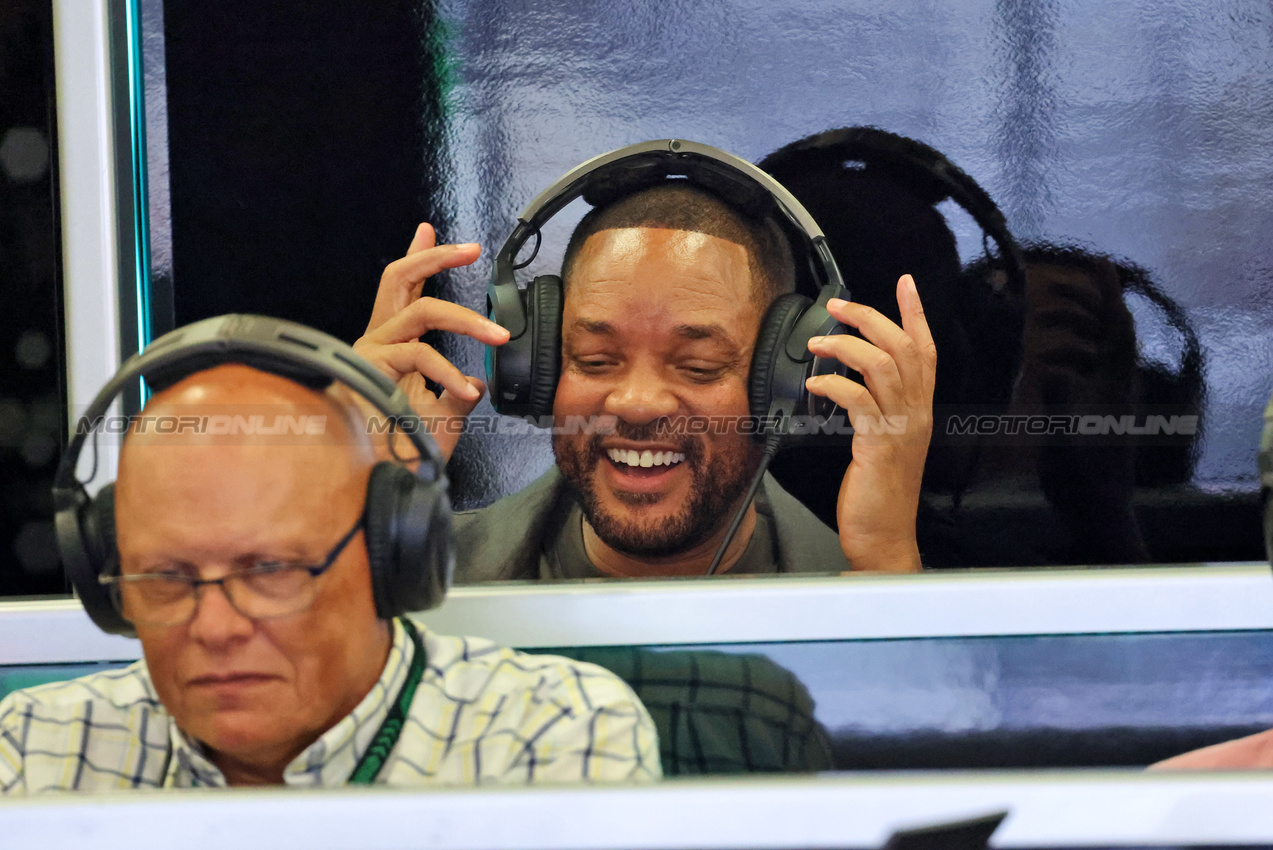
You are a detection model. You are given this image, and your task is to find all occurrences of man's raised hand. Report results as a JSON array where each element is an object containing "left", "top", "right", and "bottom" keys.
[
  {"left": 803, "top": 274, "right": 937, "bottom": 573},
  {"left": 354, "top": 223, "right": 510, "bottom": 460}
]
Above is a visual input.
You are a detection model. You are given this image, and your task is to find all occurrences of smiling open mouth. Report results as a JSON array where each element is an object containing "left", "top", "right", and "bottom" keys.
[{"left": 605, "top": 448, "right": 687, "bottom": 470}]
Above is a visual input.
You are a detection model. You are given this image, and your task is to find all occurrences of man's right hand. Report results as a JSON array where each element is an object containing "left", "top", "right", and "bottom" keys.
[{"left": 354, "top": 223, "right": 510, "bottom": 460}]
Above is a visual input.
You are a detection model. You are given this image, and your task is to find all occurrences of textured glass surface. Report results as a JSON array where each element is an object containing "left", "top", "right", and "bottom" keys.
[
  {"left": 151, "top": 0, "right": 1271, "bottom": 564},
  {"left": 422, "top": 0, "right": 1272, "bottom": 514}
]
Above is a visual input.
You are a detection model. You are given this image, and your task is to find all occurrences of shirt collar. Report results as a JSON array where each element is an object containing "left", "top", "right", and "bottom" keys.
[{"left": 165, "top": 619, "right": 413, "bottom": 788}]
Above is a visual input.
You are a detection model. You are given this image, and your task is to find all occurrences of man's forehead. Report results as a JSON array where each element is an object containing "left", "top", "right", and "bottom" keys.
[
  {"left": 565, "top": 227, "right": 761, "bottom": 328},
  {"left": 572, "top": 226, "right": 750, "bottom": 275}
]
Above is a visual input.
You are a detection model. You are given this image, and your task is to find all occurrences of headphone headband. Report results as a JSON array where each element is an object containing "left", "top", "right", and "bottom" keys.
[
  {"left": 493, "top": 139, "right": 844, "bottom": 310},
  {"left": 55, "top": 314, "right": 453, "bottom": 636},
  {"left": 54, "top": 314, "right": 444, "bottom": 509},
  {"left": 486, "top": 139, "right": 851, "bottom": 426}
]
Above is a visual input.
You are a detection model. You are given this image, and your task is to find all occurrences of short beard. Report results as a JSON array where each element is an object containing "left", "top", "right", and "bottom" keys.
[{"left": 554, "top": 420, "right": 760, "bottom": 558}]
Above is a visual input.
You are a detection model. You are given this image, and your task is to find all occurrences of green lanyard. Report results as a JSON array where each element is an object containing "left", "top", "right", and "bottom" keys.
[{"left": 348, "top": 617, "right": 427, "bottom": 785}]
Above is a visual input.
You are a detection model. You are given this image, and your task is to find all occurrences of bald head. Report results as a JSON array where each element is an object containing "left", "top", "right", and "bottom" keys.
[{"left": 117, "top": 364, "right": 376, "bottom": 543}]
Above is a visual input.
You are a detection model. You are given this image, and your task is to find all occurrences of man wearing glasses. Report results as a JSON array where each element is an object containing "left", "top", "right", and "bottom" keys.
[{"left": 0, "top": 364, "right": 658, "bottom": 791}]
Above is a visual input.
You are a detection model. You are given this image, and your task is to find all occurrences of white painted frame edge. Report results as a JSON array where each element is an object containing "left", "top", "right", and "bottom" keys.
[
  {"left": 2, "top": 563, "right": 1271, "bottom": 665},
  {"left": 52, "top": 0, "right": 124, "bottom": 485},
  {"left": 1, "top": 770, "right": 1272, "bottom": 849}
]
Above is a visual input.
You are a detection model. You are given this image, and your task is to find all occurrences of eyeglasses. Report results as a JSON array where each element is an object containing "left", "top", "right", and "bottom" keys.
[{"left": 99, "top": 513, "right": 365, "bottom": 627}]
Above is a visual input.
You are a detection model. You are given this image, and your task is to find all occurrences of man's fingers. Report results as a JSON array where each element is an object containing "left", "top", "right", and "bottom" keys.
[
  {"left": 366, "top": 241, "right": 482, "bottom": 333},
  {"left": 896, "top": 274, "right": 938, "bottom": 385},
  {"left": 806, "top": 333, "right": 905, "bottom": 412},
  {"left": 826, "top": 287, "right": 933, "bottom": 405},
  {"left": 358, "top": 341, "right": 482, "bottom": 402},
  {"left": 406, "top": 222, "right": 436, "bottom": 256},
  {"left": 390, "top": 241, "right": 481, "bottom": 287},
  {"left": 362, "top": 297, "right": 511, "bottom": 347},
  {"left": 434, "top": 380, "right": 487, "bottom": 421},
  {"left": 804, "top": 374, "right": 880, "bottom": 418}
]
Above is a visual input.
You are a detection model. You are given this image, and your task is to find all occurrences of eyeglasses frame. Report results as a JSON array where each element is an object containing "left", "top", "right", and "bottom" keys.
[{"left": 97, "top": 511, "right": 366, "bottom": 626}]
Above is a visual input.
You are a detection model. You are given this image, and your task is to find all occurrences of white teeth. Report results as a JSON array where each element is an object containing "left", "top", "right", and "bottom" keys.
[{"left": 606, "top": 449, "right": 687, "bottom": 468}]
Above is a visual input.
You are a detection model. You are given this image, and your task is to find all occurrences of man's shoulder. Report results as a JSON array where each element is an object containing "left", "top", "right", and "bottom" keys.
[
  {"left": 0, "top": 662, "right": 170, "bottom": 793},
  {"left": 452, "top": 466, "right": 568, "bottom": 582},
  {"left": 758, "top": 473, "right": 849, "bottom": 572},
  {"left": 418, "top": 625, "right": 642, "bottom": 709},
  {"left": 405, "top": 625, "right": 660, "bottom": 781},
  {"left": 0, "top": 661, "right": 161, "bottom": 721}
]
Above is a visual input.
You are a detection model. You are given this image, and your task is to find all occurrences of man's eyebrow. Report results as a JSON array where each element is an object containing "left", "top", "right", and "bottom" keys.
[
  {"left": 673, "top": 323, "right": 734, "bottom": 345},
  {"left": 569, "top": 319, "right": 615, "bottom": 335},
  {"left": 568, "top": 319, "right": 741, "bottom": 352}
]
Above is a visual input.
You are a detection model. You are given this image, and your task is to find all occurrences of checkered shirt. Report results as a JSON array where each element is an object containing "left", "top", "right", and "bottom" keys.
[{"left": 0, "top": 619, "right": 660, "bottom": 792}]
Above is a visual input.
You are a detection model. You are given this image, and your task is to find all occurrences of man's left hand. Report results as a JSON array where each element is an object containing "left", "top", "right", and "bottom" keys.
[{"left": 804, "top": 274, "right": 936, "bottom": 573}]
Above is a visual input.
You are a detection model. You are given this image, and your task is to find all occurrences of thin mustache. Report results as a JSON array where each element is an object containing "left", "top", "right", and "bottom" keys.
[{"left": 589, "top": 425, "right": 697, "bottom": 461}]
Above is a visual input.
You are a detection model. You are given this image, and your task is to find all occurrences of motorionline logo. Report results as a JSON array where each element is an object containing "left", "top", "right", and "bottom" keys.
[
  {"left": 367, "top": 413, "right": 912, "bottom": 437},
  {"left": 946, "top": 414, "right": 1198, "bottom": 437},
  {"left": 75, "top": 414, "right": 329, "bottom": 436}
]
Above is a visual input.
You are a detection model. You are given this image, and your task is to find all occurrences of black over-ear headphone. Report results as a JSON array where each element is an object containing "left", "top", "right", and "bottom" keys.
[
  {"left": 53, "top": 314, "right": 453, "bottom": 637},
  {"left": 759, "top": 126, "right": 1028, "bottom": 296},
  {"left": 485, "top": 138, "right": 851, "bottom": 438}
]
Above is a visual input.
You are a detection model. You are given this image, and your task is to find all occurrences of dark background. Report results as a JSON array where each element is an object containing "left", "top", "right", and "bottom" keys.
[
  {"left": 0, "top": 0, "right": 64, "bottom": 595},
  {"left": 164, "top": 0, "right": 449, "bottom": 343}
]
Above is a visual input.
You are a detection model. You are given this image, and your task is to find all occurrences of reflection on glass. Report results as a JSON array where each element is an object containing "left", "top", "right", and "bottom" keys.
[
  {"left": 139, "top": 0, "right": 1271, "bottom": 570},
  {"left": 762, "top": 128, "right": 1212, "bottom": 566},
  {"left": 0, "top": 662, "right": 128, "bottom": 703},
  {"left": 421, "top": 0, "right": 1270, "bottom": 568},
  {"left": 551, "top": 646, "right": 833, "bottom": 776},
  {"left": 543, "top": 631, "right": 1273, "bottom": 772},
  {"left": 7, "top": 629, "right": 1273, "bottom": 774}
]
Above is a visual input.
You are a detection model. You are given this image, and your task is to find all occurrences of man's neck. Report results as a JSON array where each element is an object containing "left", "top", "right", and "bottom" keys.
[
  {"left": 582, "top": 505, "right": 757, "bottom": 578},
  {"left": 213, "top": 752, "right": 291, "bottom": 787}
]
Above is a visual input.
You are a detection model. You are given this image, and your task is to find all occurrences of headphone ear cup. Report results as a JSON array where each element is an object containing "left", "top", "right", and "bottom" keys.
[
  {"left": 86, "top": 482, "right": 118, "bottom": 568},
  {"left": 526, "top": 275, "right": 564, "bottom": 420},
  {"left": 57, "top": 483, "right": 133, "bottom": 636},
  {"left": 364, "top": 462, "right": 453, "bottom": 619},
  {"left": 749, "top": 293, "right": 812, "bottom": 425}
]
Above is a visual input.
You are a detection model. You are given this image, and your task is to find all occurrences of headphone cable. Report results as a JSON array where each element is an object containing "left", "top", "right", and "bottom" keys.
[{"left": 705, "top": 429, "right": 784, "bottom": 576}]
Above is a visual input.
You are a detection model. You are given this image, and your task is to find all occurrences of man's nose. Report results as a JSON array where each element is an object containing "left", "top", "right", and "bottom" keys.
[
  {"left": 603, "top": 362, "right": 679, "bottom": 425},
  {"left": 186, "top": 580, "right": 255, "bottom": 646}
]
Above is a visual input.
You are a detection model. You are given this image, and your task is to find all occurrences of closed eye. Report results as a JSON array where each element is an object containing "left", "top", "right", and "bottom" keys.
[
  {"left": 571, "top": 355, "right": 618, "bottom": 373},
  {"left": 132, "top": 565, "right": 191, "bottom": 580},
  {"left": 247, "top": 561, "right": 296, "bottom": 575},
  {"left": 681, "top": 364, "right": 728, "bottom": 383}
]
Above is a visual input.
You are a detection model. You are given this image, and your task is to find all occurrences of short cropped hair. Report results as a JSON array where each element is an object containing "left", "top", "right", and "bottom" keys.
[{"left": 561, "top": 183, "right": 796, "bottom": 307}]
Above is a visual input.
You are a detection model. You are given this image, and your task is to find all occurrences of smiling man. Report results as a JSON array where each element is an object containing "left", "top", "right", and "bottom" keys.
[
  {"left": 356, "top": 169, "right": 935, "bottom": 580},
  {"left": 554, "top": 228, "right": 762, "bottom": 571},
  {"left": 0, "top": 360, "right": 658, "bottom": 792}
]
